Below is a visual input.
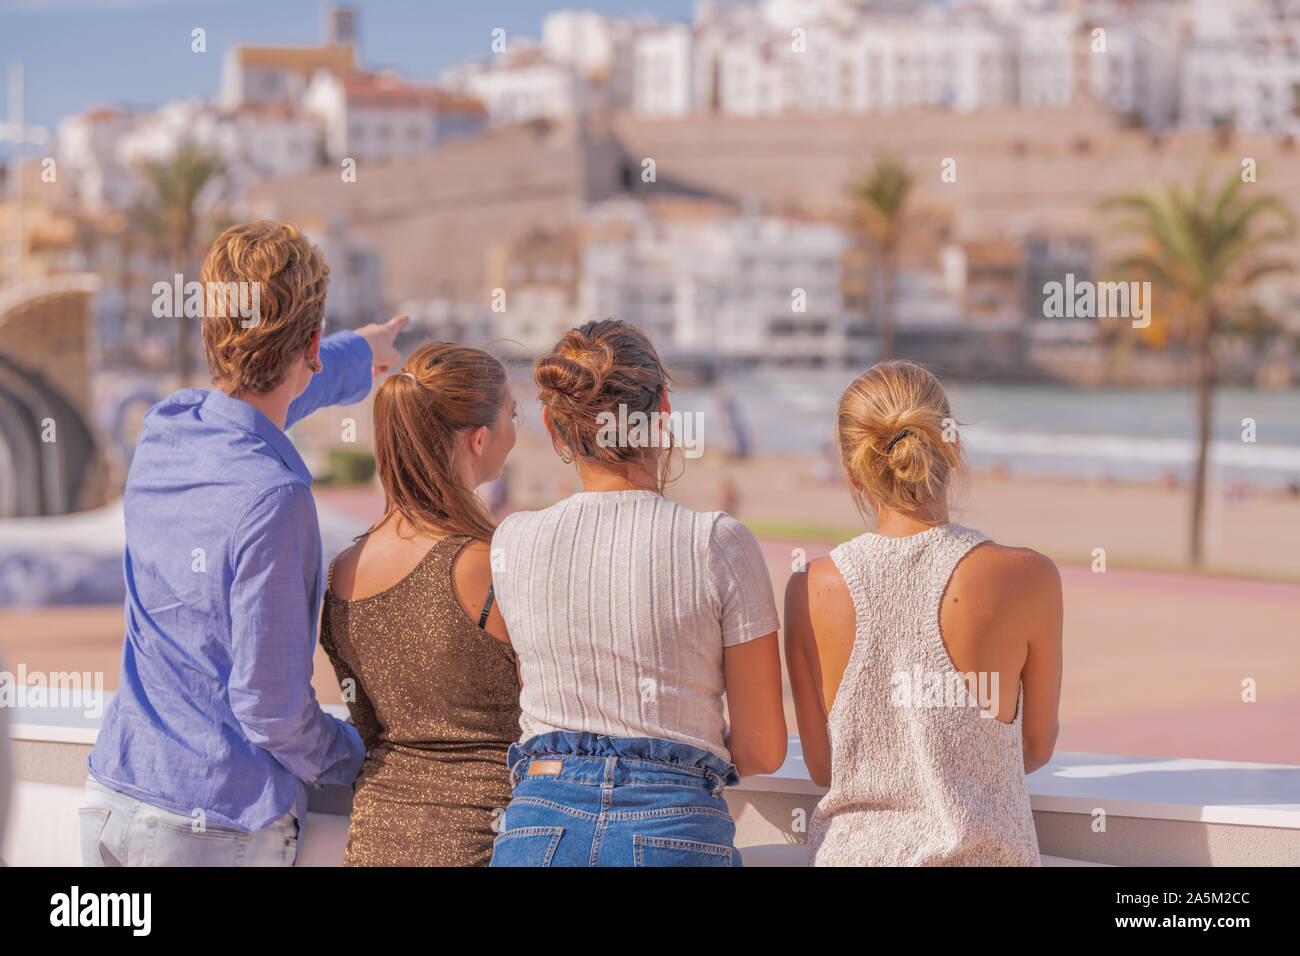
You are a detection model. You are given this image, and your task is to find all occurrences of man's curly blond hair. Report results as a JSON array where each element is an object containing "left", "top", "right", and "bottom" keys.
[{"left": 200, "top": 220, "right": 329, "bottom": 394}]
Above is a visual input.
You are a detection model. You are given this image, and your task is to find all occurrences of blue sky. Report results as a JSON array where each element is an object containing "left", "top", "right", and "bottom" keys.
[{"left": 0, "top": 0, "right": 697, "bottom": 145}]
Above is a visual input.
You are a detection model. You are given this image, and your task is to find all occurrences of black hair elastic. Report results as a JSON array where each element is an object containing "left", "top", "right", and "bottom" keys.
[{"left": 885, "top": 430, "right": 912, "bottom": 453}]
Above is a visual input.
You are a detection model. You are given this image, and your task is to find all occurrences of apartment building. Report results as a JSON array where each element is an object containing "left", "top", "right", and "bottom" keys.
[
  {"left": 303, "top": 71, "right": 486, "bottom": 164},
  {"left": 490, "top": 198, "right": 863, "bottom": 366},
  {"left": 441, "top": 46, "right": 590, "bottom": 126}
]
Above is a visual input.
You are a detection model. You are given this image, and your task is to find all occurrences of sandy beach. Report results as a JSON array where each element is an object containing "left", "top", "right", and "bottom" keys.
[{"left": 3, "top": 432, "right": 1298, "bottom": 765}]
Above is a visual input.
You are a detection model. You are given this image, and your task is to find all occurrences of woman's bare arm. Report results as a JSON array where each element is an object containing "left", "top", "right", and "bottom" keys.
[
  {"left": 1017, "top": 553, "right": 1063, "bottom": 774},
  {"left": 784, "top": 567, "right": 830, "bottom": 786},
  {"left": 784, "top": 557, "right": 856, "bottom": 788},
  {"left": 723, "top": 632, "right": 787, "bottom": 778}
]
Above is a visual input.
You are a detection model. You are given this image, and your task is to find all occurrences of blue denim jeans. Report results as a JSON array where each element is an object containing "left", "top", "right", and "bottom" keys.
[
  {"left": 490, "top": 732, "right": 743, "bottom": 867},
  {"left": 79, "top": 775, "right": 299, "bottom": 866}
]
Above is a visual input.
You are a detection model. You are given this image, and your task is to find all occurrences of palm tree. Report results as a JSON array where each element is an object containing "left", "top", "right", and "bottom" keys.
[
  {"left": 849, "top": 155, "right": 913, "bottom": 361},
  {"left": 136, "top": 144, "right": 222, "bottom": 383},
  {"left": 1103, "top": 168, "right": 1293, "bottom": 566}
]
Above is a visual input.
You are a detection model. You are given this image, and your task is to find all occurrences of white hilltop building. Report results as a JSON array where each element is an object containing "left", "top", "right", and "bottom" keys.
[
  {"left": 629, "top": 0, "right": 1082, "bottom": 119},
  {"left": 55, "top": 108, "right": 140, "bottom": 213},
  {"left": 543, "top": 9, "right": 653, "bottom": 112},
  {"left": 1179, "top": 0, "right": 1300, "bottom": 134},
  {"left": 440, "top": 40, "right": 592, "bottom": 126},
  {"left": 1083, "top": 6, "right": 1182, "bottom": 130},
  {"left": 216, "top": 4, "right": 357, "bottom": 110},
  {"left": 302, "top": 70, "right": 486, "bottom": 164},
  {"left": 59, "top": 99, "right": 324, "bottom": 214},
  {"left": 491, "top": 198, "right": 864, "bottom": 366},
  {"left": 422, "top": 0, "right": 1300, "bottom": 132},
  {"left": 634, "top": 24, "right": 699, "bottom": 118}
]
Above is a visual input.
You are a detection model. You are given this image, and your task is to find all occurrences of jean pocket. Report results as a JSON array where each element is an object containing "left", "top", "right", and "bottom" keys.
[
  {"left": 78, "top": 807, "right": 111, "bottom": 867},
  {"left": 632, "top": 835, "right": 734, "bottom": 867},
  {"left": 144, "top": 816, "right": 246, "bottom": 866},
  {"left": 490, "top": 826, "right": 565, "bottom": 867}
]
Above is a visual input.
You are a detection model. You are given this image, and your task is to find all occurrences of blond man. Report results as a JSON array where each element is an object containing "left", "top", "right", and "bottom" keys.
[{"left": 81, "top": 221, "right": 406, "bottom": 866}]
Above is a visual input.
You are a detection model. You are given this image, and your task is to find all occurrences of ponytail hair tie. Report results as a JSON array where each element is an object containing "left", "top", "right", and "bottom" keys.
[
  {"left": 401, "top": 372, "right": 417, "bottom": 381},
  {"left": 885, "top": 430, "right": 912, "bottom": 453}
]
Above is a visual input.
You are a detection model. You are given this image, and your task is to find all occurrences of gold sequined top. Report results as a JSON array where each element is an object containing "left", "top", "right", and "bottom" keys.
[{"left": 320, "top": 534, "right": 521, "bottom": 866}]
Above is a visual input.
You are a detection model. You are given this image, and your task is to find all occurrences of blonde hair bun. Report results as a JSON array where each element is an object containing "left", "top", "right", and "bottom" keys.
[{"left": 837, "top": 360, "right": 964, "bottom": 513}]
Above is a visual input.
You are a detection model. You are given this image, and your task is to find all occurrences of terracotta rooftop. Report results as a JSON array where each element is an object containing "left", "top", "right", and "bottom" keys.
[
  {"left": 341, "top": 75, "right": 487, "bottom": 115},
  {"left": 234, "top": 44, "right": 355, "bottom": 76},
  {"left": 81, "top": 107, "right": 127, "bottom": 123}
]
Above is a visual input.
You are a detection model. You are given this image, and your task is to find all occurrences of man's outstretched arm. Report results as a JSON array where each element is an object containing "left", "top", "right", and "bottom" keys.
[{"left": 286, "top": 314, "right": 408, "bottom": 427}]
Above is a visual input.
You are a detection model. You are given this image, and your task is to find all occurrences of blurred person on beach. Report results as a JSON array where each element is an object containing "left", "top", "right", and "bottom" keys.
[
  {"left": 489, "top": 320, "right": 786, "bottom": 867},
  {"left": 80, "top": 221, "right": 406, "bottom": 866},
  {"left": 785, "top": 360, "right": 1063, "bottom": 866},
  {"left": 718, "top": 475, "right": 740, "bottom": 515},
  {"left": 484, "top": 466, "right": 511, "bottom": 519},
  {"left": 320, "top": 343, "right": 521, "bottom": 866},
  {"left": 814, "top": 440, "right": 838, "bottom": 486}
]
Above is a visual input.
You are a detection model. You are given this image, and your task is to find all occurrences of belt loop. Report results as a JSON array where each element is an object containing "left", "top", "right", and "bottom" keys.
[{"left": 705, "top": 768, "right": 720, "bottom": 797}]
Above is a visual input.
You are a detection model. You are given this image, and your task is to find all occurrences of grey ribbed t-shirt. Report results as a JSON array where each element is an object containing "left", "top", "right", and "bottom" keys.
[{"left": 490, "top": 489, "right": 779, "bottom": 763}]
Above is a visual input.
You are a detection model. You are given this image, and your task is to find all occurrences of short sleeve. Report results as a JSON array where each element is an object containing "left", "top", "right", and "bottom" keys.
[
  {"left": 706, "top": 514, "right": 780, "bottom": 647},
  {"left": 488, "top": 512, "right": 524, "bottom": 617},
  {"left": 489, "top": 513, "right": 517, "bottom": 579}
]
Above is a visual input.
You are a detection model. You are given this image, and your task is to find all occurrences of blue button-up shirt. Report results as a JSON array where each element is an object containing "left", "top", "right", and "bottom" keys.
[{"left": 89, "top": 330, "right": 373, "bottom": 831}]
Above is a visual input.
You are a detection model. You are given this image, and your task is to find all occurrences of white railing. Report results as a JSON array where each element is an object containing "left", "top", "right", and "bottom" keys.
[{"left": 4, "top": 703, "right": 1298, "bottom": 866}]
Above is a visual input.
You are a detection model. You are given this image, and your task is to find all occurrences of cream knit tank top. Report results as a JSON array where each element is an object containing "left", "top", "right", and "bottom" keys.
[{"left": 807, "top": 523, "right": 1041, "bottom": 866}]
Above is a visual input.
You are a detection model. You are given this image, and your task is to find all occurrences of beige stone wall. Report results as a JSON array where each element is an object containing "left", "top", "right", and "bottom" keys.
[
  {"left": 249, "top": 107, "right": 1300, "bottom": 322},
  {"left": 246, "top": 121, "right": 594, "bottom": 310},
  {"left": 0, "top": 278, "right": 110, "bottom": 510},
  {"left": 611, "top": 107, "right": 1300, "bottom": 279},
  {"left": 0, "top": 287, "right": 96, "bottom": 415}
]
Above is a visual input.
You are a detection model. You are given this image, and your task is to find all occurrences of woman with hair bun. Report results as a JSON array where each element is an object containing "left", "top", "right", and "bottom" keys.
[
  {"left": 786, "top": 360, "right": 1063, "bottom": 866},
  {"left": 320, "top": 342, "right": 521, "bottom": 866},
  {"left": 489, "top": 319, "right": 786, "bottom": 867}
]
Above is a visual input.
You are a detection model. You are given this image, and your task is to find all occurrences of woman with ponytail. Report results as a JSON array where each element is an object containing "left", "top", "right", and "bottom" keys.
[
  {"left": 489, "top": 319, "right": 786, "bottom": 867},
  {"left": 320, "top": 342, "right": 521, "bottom": 866},
  {"left": 786, "top": 360, "right": 1063, "bottom": 866}
]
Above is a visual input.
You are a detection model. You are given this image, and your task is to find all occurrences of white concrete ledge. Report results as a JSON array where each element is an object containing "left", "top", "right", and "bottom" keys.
[
  {"left": 745, "top": 738, "right": 1300, "bottom": 830},
  {"left": 6, "top": 702, "right": 1299, "bottom": 865}
]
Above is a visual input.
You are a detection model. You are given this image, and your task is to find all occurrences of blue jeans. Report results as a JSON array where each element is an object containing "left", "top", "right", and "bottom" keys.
[
  {"left": 490, "top": 732, "right": 743, "bottom": 867},
  {"left": 79, "top": 776, "right": 299, "bottom": 866}
]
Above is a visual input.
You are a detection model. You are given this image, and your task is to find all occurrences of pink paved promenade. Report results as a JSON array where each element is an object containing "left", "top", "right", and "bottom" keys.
[{"left": 2, "top": 483, "right": 1295, "bottom": 766}]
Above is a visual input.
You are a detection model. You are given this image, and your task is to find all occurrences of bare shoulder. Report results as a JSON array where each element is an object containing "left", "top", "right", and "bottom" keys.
[
  {"left": 786, "top": 554, "right": 854, "bottom": 632},
  {"left": 955, "top": 541, "right": 1061, "bottom": 604},
  {"left": 807, "top": 554, "right": 849, "bottom": 595},
  {"left": 453, "top": 538, "right": 494, "bottom": 579},
  {"left": 786, "top": 554, "right": 845, "bottom": 596},
  {"left": 328, "top": 539, "right": 364, "bottom": 593},
  {"left": 333, "top": 539, "right": 363, "bottom": 571}
]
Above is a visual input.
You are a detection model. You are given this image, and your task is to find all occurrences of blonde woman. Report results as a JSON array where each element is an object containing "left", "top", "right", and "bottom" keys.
[{"left": 785, "top": 360, "right": 1063, "bottom": 866}]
